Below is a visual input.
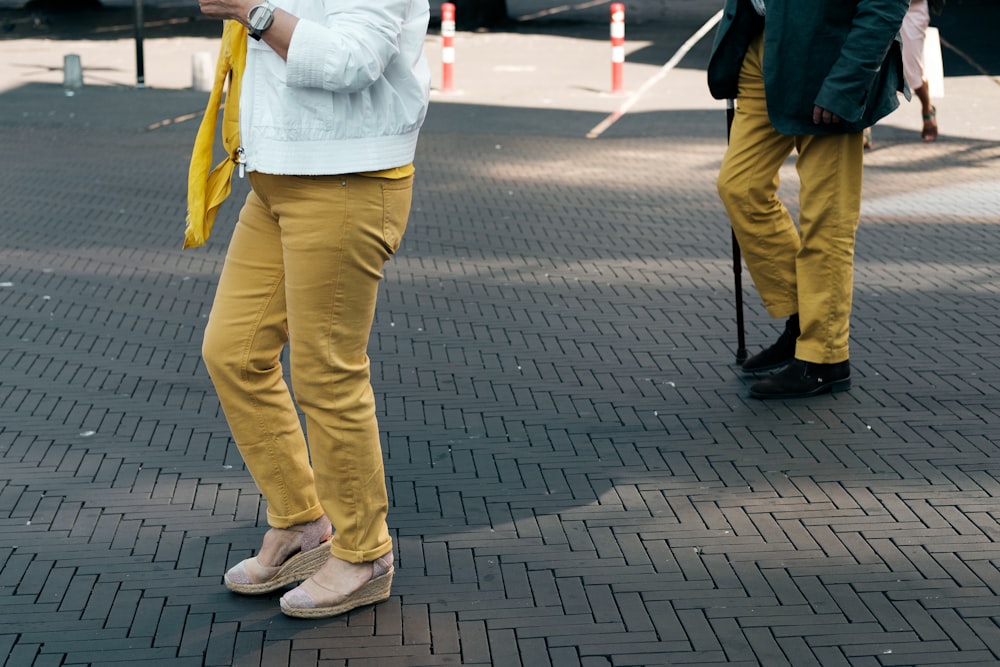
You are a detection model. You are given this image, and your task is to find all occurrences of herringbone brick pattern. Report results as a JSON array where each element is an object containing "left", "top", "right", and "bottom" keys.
[{"left": 4, "top": 28, "right": 1000, "bottom": 667}]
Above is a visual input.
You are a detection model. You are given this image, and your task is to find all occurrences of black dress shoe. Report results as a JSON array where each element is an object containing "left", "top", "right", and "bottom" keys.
[
  {"left": 749, "top": 358, "right": 851, "bottom": 399},
  {"left": 742, "top": 314, "right": 799, "bottom": 374}
]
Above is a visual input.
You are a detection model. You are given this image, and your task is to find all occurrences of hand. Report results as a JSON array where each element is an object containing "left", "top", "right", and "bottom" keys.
[
  {"left": 812, "top": 105, "right": 842, "bottom": 125},
  {"left": 198, "top": 0, "right": 254, "bottom": 22}
]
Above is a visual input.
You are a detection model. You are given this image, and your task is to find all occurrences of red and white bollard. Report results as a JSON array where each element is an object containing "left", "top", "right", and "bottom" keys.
[
  {"left": 610, "top": 3, "right": 625, "bottom": 94},
  {"left": 441, "top": 3, "right": 456, "bottom": 93}
]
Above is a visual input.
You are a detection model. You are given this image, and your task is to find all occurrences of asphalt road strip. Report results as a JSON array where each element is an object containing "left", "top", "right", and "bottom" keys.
[
  {"left": 516, "top": 0, "right": 611, "bottom": 22},
  {"left": 585, "top": 8, "right": 723, "bottom": 139}
]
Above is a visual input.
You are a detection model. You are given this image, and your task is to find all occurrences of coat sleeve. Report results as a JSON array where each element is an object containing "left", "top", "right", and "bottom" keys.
[
  {"left": 284, "top": 1, "right": 410, "bottom": 93},
  {"left": 813, "top": 0, "right": 909, "bottom": 123},
  {"left": 707, "top": 0, "right": 764, "bottom": 101}
]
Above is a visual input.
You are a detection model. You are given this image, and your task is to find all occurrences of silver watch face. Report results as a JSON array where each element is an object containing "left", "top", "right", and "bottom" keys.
[{"left": 249, "top": 4, "right": 273, "bottom": 32}]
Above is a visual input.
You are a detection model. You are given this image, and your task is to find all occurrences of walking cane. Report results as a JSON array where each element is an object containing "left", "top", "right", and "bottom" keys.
[{"left": 727, "top": 98, "right": 748, "bottom": 365}]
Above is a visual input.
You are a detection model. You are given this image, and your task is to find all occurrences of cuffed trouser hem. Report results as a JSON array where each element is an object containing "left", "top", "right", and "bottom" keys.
[
  {"left": 267, "top": 504, "right": 327, "bottom": 530},
  {"left": 763, "top": 303, "right": 798, "bottom": 320},
  {"left": 330, "top": 539, "right": 394, "bottom": 564}
]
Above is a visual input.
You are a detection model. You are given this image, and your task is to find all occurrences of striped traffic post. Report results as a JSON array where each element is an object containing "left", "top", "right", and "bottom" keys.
[
  {"left": 610, "top": 3, "right": 625, "bottom": 94},
  {"left": 441, "top": 3, "right": 456, "bottom": 93}
]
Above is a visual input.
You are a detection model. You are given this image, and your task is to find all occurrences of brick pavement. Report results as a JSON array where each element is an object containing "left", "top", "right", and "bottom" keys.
[{"left": 2, "top": 4, "right": 1000, "bottom": 666}]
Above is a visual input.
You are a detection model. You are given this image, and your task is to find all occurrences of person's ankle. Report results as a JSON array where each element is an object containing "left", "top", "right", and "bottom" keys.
[{"left": 257, "top": 516, "right": 331, "bottom": 566}]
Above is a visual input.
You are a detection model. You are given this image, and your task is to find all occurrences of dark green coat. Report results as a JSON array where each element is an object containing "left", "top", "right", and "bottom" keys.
[{"left": 707, "top": 0, "right": 910, "bottom": 135}]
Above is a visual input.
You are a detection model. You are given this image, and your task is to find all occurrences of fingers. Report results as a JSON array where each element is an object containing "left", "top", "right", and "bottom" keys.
[
  {"left": 198, "top": 0, "right": 242, "bottom": 20},
  {"left": 812, "top": 105, "right": 842, "bottom": 125}
]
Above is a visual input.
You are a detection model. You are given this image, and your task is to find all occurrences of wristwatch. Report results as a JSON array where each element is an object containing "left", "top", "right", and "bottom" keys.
[{"left": 247, "top": 1, "right": 276, "bottom": 41}]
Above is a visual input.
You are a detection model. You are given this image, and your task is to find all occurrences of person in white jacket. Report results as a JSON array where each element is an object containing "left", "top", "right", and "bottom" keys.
[{"left": 195, "top": 0, "right": 429, "bottom": 619}]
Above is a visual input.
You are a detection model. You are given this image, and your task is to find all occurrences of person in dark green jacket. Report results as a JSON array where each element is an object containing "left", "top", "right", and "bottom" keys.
[{"left": 708, "top": 0, "right": 908, "bottom": 399}]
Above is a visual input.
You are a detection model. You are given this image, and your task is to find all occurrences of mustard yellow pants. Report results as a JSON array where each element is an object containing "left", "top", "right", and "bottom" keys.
[
  {"left": 203, "top": 171, "right": 412, "bottom": 563},
  {"left": 717, "top": 33, "right": 864, "bottom": 364}
]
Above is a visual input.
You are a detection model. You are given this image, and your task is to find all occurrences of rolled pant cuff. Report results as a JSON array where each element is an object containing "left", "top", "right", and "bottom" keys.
[
  {"left": 266, "top": 504, "right": 326, "bottom": 530},
  {"left": 330, "top": 539, "right": 393, "bottom": 564},
  {"left": 764, "top": 304, "right": 798, "bottom": 320}
]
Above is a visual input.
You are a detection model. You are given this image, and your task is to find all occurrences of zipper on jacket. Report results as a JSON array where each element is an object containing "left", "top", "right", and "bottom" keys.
[{"left": 235, "top": 146, "right": 246, "bottom": 178}]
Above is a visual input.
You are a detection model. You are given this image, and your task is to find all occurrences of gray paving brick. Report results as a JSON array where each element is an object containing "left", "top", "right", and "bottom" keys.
[
  {"left": 149, "top": 603, "right": 188, "bottom": 650},
  {"left": 428, "top": 611, "right": 460, "bottom": 655},
  {"left": 3, "top": 643, "right": 41, "bottom": 667},
  {"left": 253, "top": 640, "right": 291, "bottom": 667},
  {"left": 676, "top": 609, "right": 721, "bottom": 653},
  {"left": 204, "top": 621, "right": 239, "bottom": 666}
]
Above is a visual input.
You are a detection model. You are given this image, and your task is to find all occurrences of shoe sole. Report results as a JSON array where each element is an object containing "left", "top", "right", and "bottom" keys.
[
  {"left": 750, "top": 377, "right": 851, "bottom": 400},
  {"left": 280, "top": 567, "right": 394, "bottom": 619},
  {"left": 225, "top": 540, "right": 332, "bottom": 595}
]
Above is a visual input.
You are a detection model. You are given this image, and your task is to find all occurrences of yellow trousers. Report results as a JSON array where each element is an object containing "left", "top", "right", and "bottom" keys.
[
  {"left": 717, "top": 33, "right": 864, "bottom": 364},
  {"left": 203, "top": 171, "right": 412, "bottom": 563}
]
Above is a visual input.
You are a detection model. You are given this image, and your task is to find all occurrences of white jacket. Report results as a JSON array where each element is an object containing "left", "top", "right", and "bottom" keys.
[{"left": 240, "top": 0, "right": 431, "bottom": 175}]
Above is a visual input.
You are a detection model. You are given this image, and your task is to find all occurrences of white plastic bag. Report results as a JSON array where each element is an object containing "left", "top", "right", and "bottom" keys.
[{"left": 924, "top": 26, "right": 945, "bottom": 98}]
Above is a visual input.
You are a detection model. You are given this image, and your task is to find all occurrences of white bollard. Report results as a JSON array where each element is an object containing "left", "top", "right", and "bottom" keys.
[
  {"left": 191, "top": 51, "right": 214, "bottom": 93},
  {"left": 64, "top": 54, "right": 83, "bottom": 89}
]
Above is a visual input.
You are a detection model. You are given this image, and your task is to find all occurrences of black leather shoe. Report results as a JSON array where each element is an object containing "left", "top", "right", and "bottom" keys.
[
  {"left": 742, "top": 314, "right": 799, "bottom": 374},
  {"left": 749, "top": 358, "right": 851, "bottom": 399}
]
